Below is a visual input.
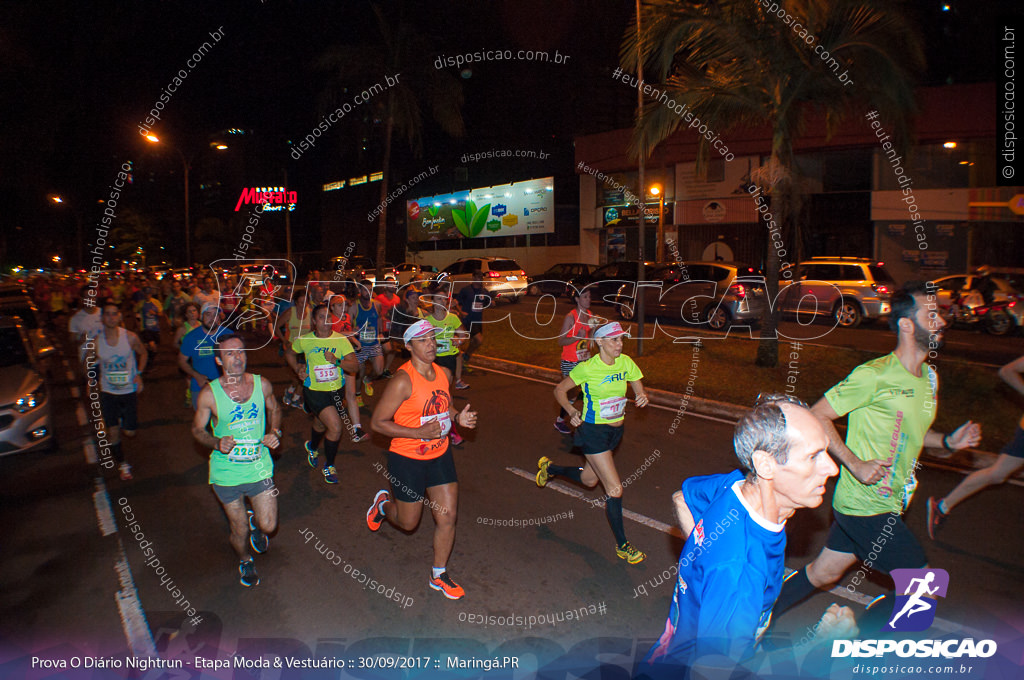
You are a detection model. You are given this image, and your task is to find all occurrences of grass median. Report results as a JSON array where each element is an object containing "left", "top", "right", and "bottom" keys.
[{"left": 473, "top": 317, "right": 1021, "bottom": 452}]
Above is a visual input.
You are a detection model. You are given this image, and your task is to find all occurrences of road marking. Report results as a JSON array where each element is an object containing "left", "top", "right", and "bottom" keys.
[
  {"left": 93, "top": 477, "right": 117, "bottom": 536},
  {"left": 77, "top": 404, "right": 87, "bottom": 426},
  {"left": 84, "top": 439, "right": 98, "bottom": 464},
  {"left": 71, "top": 386, "right": 80, "bottom": 398},
  {"left": 508, "top": 466, "right": 982, "bottom": 636},
  {"left": 476, "top": 364, "right": 735, "bottom": 424}
]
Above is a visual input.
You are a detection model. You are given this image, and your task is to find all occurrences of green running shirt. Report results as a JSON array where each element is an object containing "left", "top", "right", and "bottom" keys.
[
  {"left": 291, "top": 331, "right": 354, "bottom": 392},
  {"left": 569, "top": 354, "right": 643, "bottom": 425},
  {"left": 208, "top": 376, "right": 273, "bottom": 486}
]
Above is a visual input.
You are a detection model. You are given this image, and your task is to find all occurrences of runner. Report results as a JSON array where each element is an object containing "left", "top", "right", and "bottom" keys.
[
  {"left": 285, "top": 303, "right": 357, "bottom": 484},
  {"left": 173, "top": 302, "right": 201, "bottom": 346},
  {"left": 424, "top": 283, "right": 469, "bottom": 446},
  {"left": 190, "top": 333, "right": 282, "bottom": 587},
  {"left": 537, "top": 321, "right": 648, "bottom": 564},
  {"left": 374, "top": 282, "right": 401, "bottom": 378},
  {"left": 164, "top": 279, "right": 192, "bottom": 330},
  {"left": 554, "top": 288, "right": 598, "bottom": 434},
  {"left": 927, "top": 353, "right": 1024, "bottom": 537},
  {"left": 88, "top": 301, "right": 148, "bottom": 481},
  {"left": 365, "top": 319, "right": 477, "bottom": 600},
  {"left": 276, "top": 290, "right": 309, "bottom": 408},
  {"left": 455, "top": 269, "right": 491, "bottom": 373},
  {"left": 178, "top": 305, "right": 229, "bottom": 410},
  {"left": 642, "top": 394, "right": 848, "bottom": 677},
  {"left": 352, "top": 280, "right": 385, "bottom": 399},
  {"left": 774, "top": 281, "right": 982, "bottom": 615},
  {"left": 329, "top": 292, "right": 370, "bottom": 442},
  {"left": 388, "top": 286, "right": 425, "bottom": 348},
  {"left": 192, "top": 276, "right": 220, "bottom": 313},
  {"left": 136, "top": 285, "right": 164, "bottom": 359},
  {"left": 69, "top": 288, "right": 103, "bottom": 363}
]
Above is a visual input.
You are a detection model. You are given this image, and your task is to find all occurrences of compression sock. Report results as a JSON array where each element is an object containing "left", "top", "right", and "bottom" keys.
[
  {"left": 323, "top": 437, "right": 340, "bottom": 467},
  {"left": 547, "top": 464, "right": 583, "bottom": 483},
  {"left": 110, "top": 442, "right": 124, "bottom": 464},
  {"left": 310, "top": 428, "right": 325, "bottom": 451},
  {"left": 774, "top": 568, "right": 818, "bottom": 615},
  {"left": 606, "top": 496, "right": 627, "bottom": 547}
]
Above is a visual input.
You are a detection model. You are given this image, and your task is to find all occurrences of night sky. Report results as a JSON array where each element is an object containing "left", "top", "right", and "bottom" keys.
[{"left": 3, "top": 0, "right": 1018, "bottom": 268}]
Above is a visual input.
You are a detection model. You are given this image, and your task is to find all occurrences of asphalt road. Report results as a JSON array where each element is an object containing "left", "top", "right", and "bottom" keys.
[{"left": 1, "top": 335, "right": 1022, "bottom": 678}]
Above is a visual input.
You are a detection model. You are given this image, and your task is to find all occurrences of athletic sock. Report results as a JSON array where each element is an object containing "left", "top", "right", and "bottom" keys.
[
  {"left": 110, "top": 442, "right": 124, "bottom": 464},
  {"left": 310, "top": 429, "right": 325, "bottom": 450},
  {"left": 323, "top": 437, "right": 340, "bottom": 467},
  {"left": 431, "top": 567, "right": 446, "bottom": 579},
  {"left": 774, "top": 568, "right": 818, "bottom": 614},
  {"left": 547, "top": 464, "right": 583, "bottom": 483},
  {"left": 606, "top": 496, "right": 627, "bottom": 547},
  {"left": 557, "top": 410, "right": 567, "bottom": 420},
  {"left": 937, "top": 499, "right": 948, "bottom": 514}
]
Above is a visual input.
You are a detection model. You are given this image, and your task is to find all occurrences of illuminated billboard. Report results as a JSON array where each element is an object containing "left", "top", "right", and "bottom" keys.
[{"left": 407, "top": 176, "right": 553, "bottom": 242}]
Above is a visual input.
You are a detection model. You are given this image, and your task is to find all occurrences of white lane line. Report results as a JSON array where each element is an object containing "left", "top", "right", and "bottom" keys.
[
  {"left": 508, "top": 466, "right": 981, "bottom": 636},
  {"left": 93, "top": 477, "right": 117, "bottom": 536},
  {"left": 476, "top": 364, "right": 735, "bottom": 424},
  {"left": 70, "top": 386, "right": 80, "bottom": 398},
  {"left": 114, "top": 554, "right": 158, "bottom": 657},
  {"left": 77, "top": 404, "right": 87, "bottom": 426}
]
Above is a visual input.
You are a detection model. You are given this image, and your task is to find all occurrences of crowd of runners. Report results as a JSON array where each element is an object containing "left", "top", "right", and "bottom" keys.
[{"left": 10, "top": 263, "right": 1017, "bottom": 675}]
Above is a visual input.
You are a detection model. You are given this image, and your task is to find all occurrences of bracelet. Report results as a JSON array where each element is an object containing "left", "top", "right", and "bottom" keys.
[
  {"left": 942, "top": 434, "right": 952, "bottom": 451},
  {"left": 272, "top": 428, "right": 283, "bottom": 439}
]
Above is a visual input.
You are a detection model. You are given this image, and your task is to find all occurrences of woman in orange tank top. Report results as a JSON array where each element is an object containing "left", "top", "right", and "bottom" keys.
[
  {"left": 367, "top": 320, "right": 478, "bottom": 600},
  {"left": 555, "top": 288, "right": 596, "bottom": 434}
]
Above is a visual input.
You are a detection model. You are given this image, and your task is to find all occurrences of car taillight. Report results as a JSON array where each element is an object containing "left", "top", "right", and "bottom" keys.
[
  {"left": 486, "top": 271, "right": 500, "bottom": 278},
  {"left": 873, "top": 284, "right": 890, "bottom": 295},
  {"left": 729, "top": 283, "right": 746, "bottom": 299}
]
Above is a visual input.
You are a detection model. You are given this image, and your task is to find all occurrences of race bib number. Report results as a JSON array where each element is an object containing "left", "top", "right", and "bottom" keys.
[
  {"left": 313, "top": 363, "right": 339, "bottom": 383},
  {"left": 198, "top": 346, "right": 214, "bottom": 357},
  {"left": 902, "top": 474, "right": 918, "bottom": 511},
  {"left": 576, "top": 341, "right": 590, "bottom": 361},
  {"left": 360, "top": 325, "right": 376, "bottom": 343},
  {"left": 437, "top": 336, "right": 452, "bottom": 354},
  {"left": 420, "top": 413, "right": 452, "bottom": 440},
  {"left": 598, "top": 396, "right": 628, "bottom": 420},
  {"left": 472, "top": 298, "right": 484, "bottom": 312},
  {"left": 107, "top": 371, "right": 131, "bottom": 386},
  {"left": 227, "top": 439, "right": 263, "bottom": 462}
]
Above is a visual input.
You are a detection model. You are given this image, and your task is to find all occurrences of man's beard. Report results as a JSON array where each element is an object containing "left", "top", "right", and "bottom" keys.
[{"left": 913, "top": 318, "right": 943, "bottom": 353}]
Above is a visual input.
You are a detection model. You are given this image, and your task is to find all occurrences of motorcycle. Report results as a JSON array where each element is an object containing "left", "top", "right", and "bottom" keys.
[{"left": 943, "top": 289, "right": 1018, "bottom": 336}]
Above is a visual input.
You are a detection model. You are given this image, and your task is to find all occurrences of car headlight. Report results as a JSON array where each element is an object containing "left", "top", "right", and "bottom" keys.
[{"left": 15, "top": 386, "right": 45, "bottom": 413}]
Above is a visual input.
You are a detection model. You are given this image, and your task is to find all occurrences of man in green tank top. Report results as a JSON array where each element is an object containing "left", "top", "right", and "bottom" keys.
[{"left": 191, "top": 334, "right": 283, "bottom": 587}]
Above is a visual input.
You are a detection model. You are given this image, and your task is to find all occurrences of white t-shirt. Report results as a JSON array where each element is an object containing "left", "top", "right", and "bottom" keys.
[{"left": 69, "top": 308, "right": 103, "bottom": 341}]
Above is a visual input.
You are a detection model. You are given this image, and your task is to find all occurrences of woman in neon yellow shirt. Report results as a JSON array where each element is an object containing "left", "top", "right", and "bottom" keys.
[{"left": 538, "top": 321, "right": 649, "bottom": 564}]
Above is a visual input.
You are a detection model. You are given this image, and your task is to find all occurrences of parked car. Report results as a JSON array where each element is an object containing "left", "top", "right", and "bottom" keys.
[
  {"left": 437, "top": 257, "right": 528, "bottom": 302},
  {"left": 0, "top": 297, "right": 54, "bottom": 354},
  {"left": 577, "top": 261, "right": 662, "bottom": 304},
  {"left": 0, "top": 317, "right": 56, "bottom": 455},
  {"left": 777, "top": 257, "right": 895, "bottom": 327},
  {"left": 614, "top": 262, "right": 767, "bottom": 330},
  {"left": 327, "top": 255, "right": 396, "bottom": 285},
  {"left": 526, "top": 263, "right": 596, "bottom": 297},
  {"left": 395, "top": 262, "right": 439, "bottom": 286}
]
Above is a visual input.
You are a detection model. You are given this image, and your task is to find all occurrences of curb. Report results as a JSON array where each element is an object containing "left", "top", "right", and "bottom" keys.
[{"left": 470, "top": 354, "right": 1016, "bottom": 479}]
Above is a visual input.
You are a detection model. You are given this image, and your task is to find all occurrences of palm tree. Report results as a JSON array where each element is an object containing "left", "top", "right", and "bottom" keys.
[
  {"left": 316, "top": 1, "right": 465, "bottom": 277},
  {"left": 621, "top": 0, "right": 923, "bottom": 366}
]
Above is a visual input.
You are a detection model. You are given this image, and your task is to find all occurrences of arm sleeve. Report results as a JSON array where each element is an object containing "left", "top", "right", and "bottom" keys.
[
  {"left": 694, "top": 562, "right": 766, "bottom": 662},
  {"left": 824, "top": 363, "right": 879, "bottom": 418}
]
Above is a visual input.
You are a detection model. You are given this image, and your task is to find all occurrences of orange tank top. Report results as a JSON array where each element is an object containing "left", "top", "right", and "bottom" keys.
[
  {"left": 389, "top": 361, "right": 452, "bottom": 460},
  {"left": 561, "top": 308, "right": 592, "bottom": 362}
]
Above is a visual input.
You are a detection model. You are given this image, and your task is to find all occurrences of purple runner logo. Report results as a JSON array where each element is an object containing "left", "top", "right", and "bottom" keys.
[{"left": 885, "top": 568, "right": 949, "bottom": 632}]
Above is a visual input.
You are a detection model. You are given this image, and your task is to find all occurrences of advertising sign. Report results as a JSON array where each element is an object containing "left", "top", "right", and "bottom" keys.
[{"left": 407, "top": 177, "right": 554, "bottom": 241}]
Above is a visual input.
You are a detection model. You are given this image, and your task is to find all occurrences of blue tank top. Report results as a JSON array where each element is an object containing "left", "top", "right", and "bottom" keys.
[{"left": 354, "top": 302, "right": 380, "bottom": 346}]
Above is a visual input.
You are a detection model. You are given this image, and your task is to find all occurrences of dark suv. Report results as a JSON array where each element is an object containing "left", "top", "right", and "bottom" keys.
[{"left": 777, "top": 257, "right": 894, "bottom": 327}]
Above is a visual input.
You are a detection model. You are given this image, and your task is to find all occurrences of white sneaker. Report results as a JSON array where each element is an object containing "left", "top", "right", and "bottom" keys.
[{"left": 119, "top": 463, "right": 133, "bottom": 481}]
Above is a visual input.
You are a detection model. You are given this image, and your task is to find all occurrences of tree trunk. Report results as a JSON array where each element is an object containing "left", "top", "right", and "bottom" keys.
[
  {"left": 375, "top": 92, "right": 395, "bottom": 279},
  {"left": 755, "top": 149, "right": 791, "bottom": 368}
]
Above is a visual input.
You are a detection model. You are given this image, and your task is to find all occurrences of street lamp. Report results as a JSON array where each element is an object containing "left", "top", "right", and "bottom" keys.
[
  {"left": 145, "top": 135, "right": 227, "bottom": 267},
  {"left": 48, "top": 194, "right": 84, "bottom": 268},
  {"left": 649, "top": 184, "right": 665, "bottom": 262}
]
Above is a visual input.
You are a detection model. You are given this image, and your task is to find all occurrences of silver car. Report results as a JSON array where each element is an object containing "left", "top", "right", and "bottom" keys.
[
  {"left": 777, "top": 257, "right": 894, "bottom": 328},
  {"left": 438, "top": 257, "right": 528, "bottom": 303},
  {"left": 0, "top": 318, "right": 55, "bottom": 455}
]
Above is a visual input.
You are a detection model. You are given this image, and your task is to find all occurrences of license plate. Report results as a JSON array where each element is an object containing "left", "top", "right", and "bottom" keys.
[
  {"left": 881, "top": 304, "right": 891, "bottom": 314},
  {"left": 506, "top": 276, "right": 518, "bottom": 281}
]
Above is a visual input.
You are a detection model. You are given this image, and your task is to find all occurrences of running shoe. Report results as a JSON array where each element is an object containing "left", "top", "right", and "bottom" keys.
[
  {"left": 352, "top": 426, "right": 369, "bottom": 443},
  {"left": 462, "top": 365, "right": 475, "bottom": 375},
  {"left": 364, "top": 378, "right": 374, "bottom": 397},
  {"left": 616, "top": 542, "right": 646, "bottom": 564},
  {"left": 366, "top": 489, "right": 389, "bottom": 531},
  {"left": 381, "top": 369, "right": 394, "bottom": 379},
  {"left": 450, "top": 431, "right": 464, "bottom": 447},
  {"left": 119, "top": 463, "right": 133, "bottom": 481},
  {"left": 553, "top": 418, "right": 571, "bottom": 435},
  {"left": 239, "top": 558, "right": 260, "bottom": 587},
  {"left": 304, "top": 441, "right": 318, "bottom": 468},
  {"left": 247, "top": 510, "right": 268, "bottom": 554},
  {"left": 536, "top": 456, "right": 553, "bottom": 487},
  {"left": 356, "top": 395, "right": 364, "bottom": 408},
  {"left": 323, "top": 465, "right": 339, "bottom": 484},
  {"left": 926, "top": 497, "right": 947, "bottom": 539},
  {"left": 429, "top": 571, "right": 465, "bottom": 600},
  {"left": 454, "top": 380, "right": 470, "bottom": 390}
]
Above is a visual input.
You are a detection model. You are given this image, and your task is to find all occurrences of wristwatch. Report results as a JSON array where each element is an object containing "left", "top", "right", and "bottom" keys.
[{"left": 272, "top": 428, "right": 283, "bottom": 439}]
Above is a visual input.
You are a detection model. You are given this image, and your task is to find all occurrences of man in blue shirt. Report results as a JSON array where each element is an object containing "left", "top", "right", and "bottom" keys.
[
  {"left": 454, "top": 269, "right": 491, "bottom": 371},
  {"left": 641, "top": 394, "right": 843, "bottom": 678},
  {"left": 178, "top": 305, "right": 229, "bottom": 409}
]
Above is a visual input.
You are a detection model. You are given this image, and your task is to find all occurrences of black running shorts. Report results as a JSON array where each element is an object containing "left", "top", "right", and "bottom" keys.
[
  {"left": 99, "top": 391, "right": 138, "bottom": 432},
  {"left": 302, "top": 385, "right": 345, "bottom": 417},
  {"left": 574, "top": 421, "right": 624, "bottom": 456},
  {"left": 387, "top": 448, "right": 458, "bottom": 503},
  {"left": 825, "top": 509, "right": 927, "bottom": 574}
]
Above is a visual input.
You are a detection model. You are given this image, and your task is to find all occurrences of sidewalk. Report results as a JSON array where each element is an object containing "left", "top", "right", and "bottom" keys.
[{"left": 470, "top": 354, "right": 1022, "bottom": 481}]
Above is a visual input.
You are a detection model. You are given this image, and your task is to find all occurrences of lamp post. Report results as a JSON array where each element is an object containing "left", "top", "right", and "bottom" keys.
[
  {"left": 650, "top": 184, "right": 665, "bottom": 262},
  {"left": 144, "top": 135, "right": 192, "bottom": 266},
  {"left": 49, "top": 194, "right": 84, "bottom": 269}
]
